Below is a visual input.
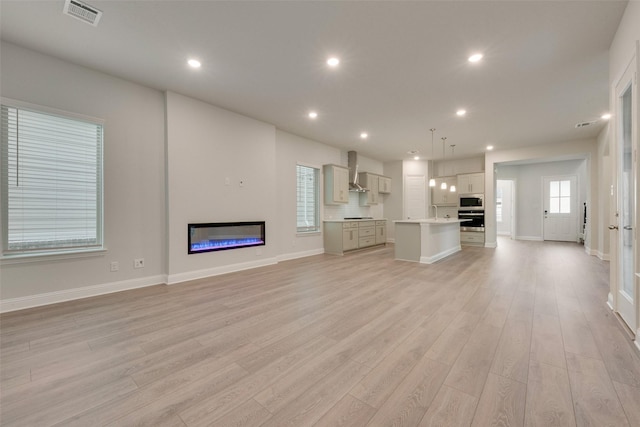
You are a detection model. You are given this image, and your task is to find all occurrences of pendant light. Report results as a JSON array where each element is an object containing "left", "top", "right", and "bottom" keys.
[
  {"left": 449, "top": 144, "right": 457, "bottom": 192},
  {"left": 440, "top": 137, "right": 447, "bottom": 190},
  {"left": 428, "top": 128, "right": 436, "bottom": 187}
]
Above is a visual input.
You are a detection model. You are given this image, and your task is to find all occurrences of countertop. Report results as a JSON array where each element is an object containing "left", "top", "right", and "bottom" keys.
[
  {"left": 324, "top": 218, "right": 387, "bottom": 223},
  {"left": 394, "top": 218, "right": 468, "bottom": 224}
]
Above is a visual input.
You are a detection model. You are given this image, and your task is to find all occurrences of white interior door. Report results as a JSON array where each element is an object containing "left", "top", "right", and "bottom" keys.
[
  {"left": 496, "top": 180, "right": 515, "bottom": 238},
  {"left": 614, "top": 54, "right": 637, "bottom": 331},
  {"left": 404, "top": 175, "right": 426, "bottom": 219},
  {"left": 543, "top": 176, "right": 577, "bottom": 242}
]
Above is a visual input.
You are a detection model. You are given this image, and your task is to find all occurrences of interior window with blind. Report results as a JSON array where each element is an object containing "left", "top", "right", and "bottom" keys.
[
  {"left": 296, "top": 164, "right": 319, "bottom": 233},
  {"left": 1, "top": 102, "right": 104, "bottom": 255}
]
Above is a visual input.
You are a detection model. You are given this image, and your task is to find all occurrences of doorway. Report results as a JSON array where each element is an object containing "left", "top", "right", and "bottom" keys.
[
  {"left": 543, "top": 176, "right": 578, "bottom": 242},
  {"left": 496, "top": 179, "right": 515, "bottom": 238},
  {"left": 612, "top": 52, "right": 637, "bottom": 332}
]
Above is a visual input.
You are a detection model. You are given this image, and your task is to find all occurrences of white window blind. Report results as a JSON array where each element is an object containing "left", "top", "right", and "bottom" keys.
[
  {"left": 1, "top": 103, "right": 103, "bottom": 253},
  {"left": 296, "top": 164, "right": 319, "bottom": 233}
]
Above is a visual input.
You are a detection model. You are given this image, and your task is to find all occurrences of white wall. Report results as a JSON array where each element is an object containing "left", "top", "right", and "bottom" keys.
[
  {"left": 597, "top": 124, "right": 611, "bottom": 260},
  {"left": 0, "top": 42, "right": 166, "bottom": 304},
  {"left": 496, "top": 160, "right": 587, "bottom": 241},
  {"left": 275, "top": 129, "right": 341, "bottom": 259},
  {"left": 165, "top": 91, "right": 278, "bottom": 283},
  {"left": 434, "top": 156, "right": 484, "bottom": 177}
]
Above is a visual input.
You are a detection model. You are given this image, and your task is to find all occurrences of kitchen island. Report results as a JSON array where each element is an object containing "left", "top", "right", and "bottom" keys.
[{"left": 394, "top": 218, "right": 467, "bottom": 264}]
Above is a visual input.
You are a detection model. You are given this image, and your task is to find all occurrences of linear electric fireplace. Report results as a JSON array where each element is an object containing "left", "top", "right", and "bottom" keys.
[{"left": 188, "top": 221, "right": 265, "bottom": 254}]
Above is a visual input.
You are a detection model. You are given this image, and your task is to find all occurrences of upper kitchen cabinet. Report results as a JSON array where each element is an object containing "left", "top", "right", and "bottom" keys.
[
  {"left": 457, "top": 172, "right": 485, "bottom": 194},
  {"left": 432, "top": 176, "right": 458, "bottom": 206},
  {"left": 358, "top": 172, "right": 379, "bottom": 205},
  {"left": 323, "top": 164, "right": 349, "bottom": 204},
  {"left": 378, "top": 176, "right": 392, "bottom": 194}
]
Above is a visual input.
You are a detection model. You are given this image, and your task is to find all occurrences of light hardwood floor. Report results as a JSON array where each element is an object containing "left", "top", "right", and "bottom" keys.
[{"left": 2, "top": 238, "right": 640, "bottom": 426}]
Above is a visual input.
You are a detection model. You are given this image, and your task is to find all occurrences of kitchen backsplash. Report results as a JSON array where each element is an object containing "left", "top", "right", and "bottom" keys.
[{"left": 324, "top": 192, "right": 384, "bottom": 220}]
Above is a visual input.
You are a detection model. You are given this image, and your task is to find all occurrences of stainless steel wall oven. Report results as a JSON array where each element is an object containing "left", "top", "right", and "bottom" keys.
[{"left": 458, "top": 210, "right": 485, "bottom": 232}]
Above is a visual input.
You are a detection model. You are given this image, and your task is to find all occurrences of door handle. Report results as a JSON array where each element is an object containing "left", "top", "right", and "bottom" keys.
[
  {"left": 624, "top": 226, "right": 633, "bottom": 230},
  {"left": 609, "top": 225, "right": 619, "bottom": 230}
]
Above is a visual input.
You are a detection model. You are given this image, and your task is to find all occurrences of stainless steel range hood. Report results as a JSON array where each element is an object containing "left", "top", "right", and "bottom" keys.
[{"left": 348, "top": 151, "right": 369, "bottom": 192}]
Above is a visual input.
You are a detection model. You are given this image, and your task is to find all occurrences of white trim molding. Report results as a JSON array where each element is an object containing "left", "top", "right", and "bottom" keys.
[
  {"left": 167, "top": 257, "right": 278, "bottom": 285},
  {"left": 0, "top": 275, "right": 165, "bottom": 313},
  {"left": 636, "top": 330, "right": 640, "bottom": 353},
  {"left": 607, "top": 292, "right": 614, "bottom": 311},
  {"left": 485, "top": 241, "right": 497, "bottom": 248},
  {"left": 277, "top": 248, "right": 324, "bottom": 262},
  {"left": 515, "top": 236, "right": 544, "bottom": 241},
  {"left": 420, "top": 245, "right": 461, "bottom": 264}
]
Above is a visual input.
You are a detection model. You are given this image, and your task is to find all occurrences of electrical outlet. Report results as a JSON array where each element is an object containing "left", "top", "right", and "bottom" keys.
[
  {"left": 134, "top": 258, "right": 145, "bottom": 269},
  {"left": 110, "top": 261, "right": 119, "bottom": 272}
]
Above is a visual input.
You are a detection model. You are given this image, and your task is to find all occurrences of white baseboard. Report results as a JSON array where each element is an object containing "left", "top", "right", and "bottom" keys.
[
  {"left": 0, "top": 275, "right": 166, "bottom": 313},
  {"left": 167, "top": 257, "right": 278, "bottom": 285},
  {"left": 636, "top": 330, "right": 640, "bottom": 353},
  {"left": 420, "top": 245, "right": 461, "bottom": 264},
  {"left": 484, "top": 241, "right": 497, "bottom": 248},
  {"left": 515, "top": 236, "right": 544, "bottom": 241},
  {"left": 607, "top": 292, "right": 614, "bottom": 311},
  {"left": 589, "top": 248, "right": 610, "bottom": 261},
  {"left": 277, "top": 248, "right": 325, "bottom": 262},
  {"left": 386, "top": 238, "right": 395, "bottom": 244}
]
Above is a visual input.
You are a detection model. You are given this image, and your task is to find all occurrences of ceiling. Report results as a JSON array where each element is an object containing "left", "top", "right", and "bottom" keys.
[{"left": 0, "top": 0, "right": 628, "bottom": 162}]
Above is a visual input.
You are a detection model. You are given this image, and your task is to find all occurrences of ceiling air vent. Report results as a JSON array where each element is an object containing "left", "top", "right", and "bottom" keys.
[
  {"left": 63, "top": 0, "right": 102, "bottom": 26},
  {"left": 575, "top": 121, "right": 596, "bottom": 128}
]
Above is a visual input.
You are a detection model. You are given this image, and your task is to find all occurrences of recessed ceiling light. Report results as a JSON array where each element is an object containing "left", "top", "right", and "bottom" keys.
[
  {"left": 414, "top": 156, "right": 420, "bottom": 160},
  {"left": 601, "top": 113, "right": 612, "bottom": 120},
  {"left": 188, "top": 59, "right": 201, "bottom": 68},
  {"left": 360, "top": 132, "right": 368, "bottom": 139},
  {"left": 468, "top": 53, "right": 483, "bottom": 63},
  {"left": 327, "top": 57, "right": 340, "bottom": 67},
  {"left": 486, "top": 145, "right": 494, "bottom": 151},
  {"left": 308, "top": 111, "right": 318, "bottom": 119},
  {"left": 456, "top": 109, "right": 467, "bottom": 116}
]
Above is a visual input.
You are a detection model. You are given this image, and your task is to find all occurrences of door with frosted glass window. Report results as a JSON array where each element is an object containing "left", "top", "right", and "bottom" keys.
[
  {"left": 543, "top": 176, "right": 577, "bottom": 242},
  {"left": 613, "top": 52, "right": 637, "bottom": 331}
]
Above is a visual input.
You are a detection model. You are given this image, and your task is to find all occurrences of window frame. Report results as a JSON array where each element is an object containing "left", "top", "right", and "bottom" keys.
[
  {"left": 1, "top": 97, "right": 105, "bottom": 258},
  {"left": 295, "top": 162, "right": 321, "bottom": 234}
]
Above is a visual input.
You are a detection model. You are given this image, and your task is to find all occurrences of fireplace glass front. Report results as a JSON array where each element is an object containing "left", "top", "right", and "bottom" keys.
[{"left": 188, "top": 221, "right": 265, "bottom": 254}]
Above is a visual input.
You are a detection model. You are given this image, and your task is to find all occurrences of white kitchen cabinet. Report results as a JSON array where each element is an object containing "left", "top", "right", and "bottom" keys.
[
  {"left": 378, "top": 176, "right": 392, "bottom": 194},
  {"left": 324, "top": 220, "right": 386, "bottom": 254},
  {"left": 431, "top": 176, "right": 458, "bottom": 206},
  {"left": 375, "top": 220, "right": 387, "bottom": 244},
  {"left": 457, "top": 173, "right": 485, "bottom": 194},
  {"left": 323, "top": 164, "right": 349, "bottom": 205},
  {"left": 342, "top": 223, "right": 359, "bottom": 251},
  {"left": 460, "top": 231, "right": 485, "bottom": 246},
  {"left": 358, "top": 221, "right": 376, "bottom": 248},
  {"left": 358, "top": 172, "right": 379, "bottom": 206}
]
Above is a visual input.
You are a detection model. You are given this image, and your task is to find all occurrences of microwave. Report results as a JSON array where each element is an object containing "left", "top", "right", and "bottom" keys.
[{"left": 459, "top": 194, "right": 483, "bottom": 210}]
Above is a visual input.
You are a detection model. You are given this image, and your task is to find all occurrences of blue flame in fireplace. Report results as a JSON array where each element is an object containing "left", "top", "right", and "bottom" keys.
[{"left": 190, "top": 237, "right": 264, "bottom": 252}]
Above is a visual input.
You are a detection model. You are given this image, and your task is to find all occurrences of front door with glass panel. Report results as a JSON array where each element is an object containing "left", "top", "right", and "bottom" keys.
[
  {"left": 543, "top": 176, "right": 577, "bottom": 242},
  {"left": 614, "top": 55, "right": 637, "bottom": 331}
]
